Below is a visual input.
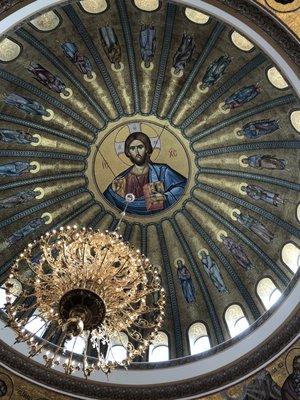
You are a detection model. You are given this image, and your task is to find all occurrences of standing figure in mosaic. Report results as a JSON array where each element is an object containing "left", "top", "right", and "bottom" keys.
[
  {"left": 237, "top": 119, "right": 279, "bottom": 139},
  {"left": 0, "top": 189, "right": 37, "bottom": 209},
  {"left": 242, "top": 370, "right": 281, "bottom": 400},
  {"left": 173, "top": 33, "right": 195, "bottom": 74},
  {"left": 5, "top": 217, "right": 46, "bottom": 247},
  {"left": 242, "top": 155, "right": 286, "bottom": 170},
  {"left": 99, "top": 26, "right": 121, "bottom": 67},
  {"left": 140, "top": 25, "right": 156, "bottom": 67},
  {"left": 222, "top": 84, "right": 260, "bottom": 110},
  {"left": 61, "top": 42, "right": 93, "bottom": 78},
  {"left": 234, "top": 212, "right": 274, "bottom": 243},
  {"left": 0, "top": 129, "right": 37, "bottom": 145},
  {"left": 222, "top": 236, "right": 253, "bottom": 270},
  {"left": 4, "top": 93, "right": 48, "bottom": 116},
  {"left": 199, "top": 251, "right": 228, "bottom": 293},
  {"left": 201, "top": 55, "right": 231, "bottom": 88},
  {"left": 176, "top": 259, "right": 196, "bottom": 303},
  {"left": 281, "top": 356, "right": 300, "bottom": 400},
  {"left": 27, "top": 62, "right": 67, "bottom": 94},
  {"left": 242, "top": 184, "right": 284, "bottom": 207},
  {"left": 0, "top": 161, "right": 31, "bottom": 176}
]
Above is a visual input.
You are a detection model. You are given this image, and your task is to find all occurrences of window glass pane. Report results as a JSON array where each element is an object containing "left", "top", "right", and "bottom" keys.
[
  {"left": 282, "top": 243, "right": 300, "bottom": 273},
  {"left": 30, "top": 11, "right": 60, "bottom": 31},
  {"left": 267, "top": 67, "right": 288, "bottom": 89},
  {"left": 0, "top": 288, "right": 6, "bottom": 309},
  {"left": 290, "top": 111, "right": 300, "bottom": 133},
  {"left": 149, "top": 345, "right": 169, "bottom": 362},
  {"left": 80, "top": 0, "right": 107, "bottom": 13},
  {"left": 64, "top": 336, "right": 86, "bottom": 355},
  {"left": 225, "top": 304, "right": 249, "bottom": 338},
  {"left": 185, "top": 8, "right": 210, "bottom": 24},
  {"left": 257, "top": 278, "right": 281, "bottom": 310},
  {"left": 269, "top": 288, "right": 281, "bottom": 307},
  {"left": 191, "top": 336, "right": 211, "bottom": 355},
  {"left": 231, "top": 31, "right": 254, "bottom": 51},
  {"left": 25, "top": 315, "right": 47, "bottom": 336},
  {"left": 107, "top": 345, "right": 127, "bottom": 363},
  {"left": 234, "top": 317, "right": 249, "bottom": 336},
  {"left": 148, "top": 331, "right": 169, "bottom": 362},
  {"left": 134, "top": 0, "right": 159, "bottom": 11},
  {"left": 189, "top": 322, "right": 210, "bottom": 355}
]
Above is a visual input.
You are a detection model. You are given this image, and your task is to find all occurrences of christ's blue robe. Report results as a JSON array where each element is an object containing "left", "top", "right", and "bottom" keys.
[{"left": 103, "top": 163, "right": 187, "bottom": 215}]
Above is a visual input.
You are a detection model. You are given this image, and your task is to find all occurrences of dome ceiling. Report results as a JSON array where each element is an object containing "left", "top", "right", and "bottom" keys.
[{"left": 0, "top": 0, "right": 299, "bottom": 377}]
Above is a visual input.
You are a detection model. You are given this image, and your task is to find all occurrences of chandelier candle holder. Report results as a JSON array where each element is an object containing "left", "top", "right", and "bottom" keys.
[{"left": 4, "top": 225, "right": 165, "bottom": 378}]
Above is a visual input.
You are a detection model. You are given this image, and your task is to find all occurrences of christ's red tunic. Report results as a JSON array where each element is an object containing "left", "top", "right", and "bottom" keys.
[{"left": 125, "top": 172, "right": 148, "bottom": 198}]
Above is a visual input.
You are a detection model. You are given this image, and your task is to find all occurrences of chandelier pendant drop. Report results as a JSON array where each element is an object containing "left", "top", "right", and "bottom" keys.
[{"left": 4, "top": 200, "right": 165, "bottom": 377}]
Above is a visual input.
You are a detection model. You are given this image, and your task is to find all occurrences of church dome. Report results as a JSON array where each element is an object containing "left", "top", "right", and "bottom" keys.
[{"left": 0, "top": 0, "right": 299, "bottom": 398}]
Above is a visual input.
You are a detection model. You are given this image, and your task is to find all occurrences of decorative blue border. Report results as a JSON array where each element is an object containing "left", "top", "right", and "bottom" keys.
[
  {"left": 197, "top": 168, "right": 300, "bottom": 191},
  {"left": 156, "top": 224, "right": 184, "bottom": 357},
  {"left": 116, "top": 0, "right": 140, "bottom": 114},
  {"left": 0, "top": 171, "right": 85, "bottom": 191},
  {"left": 150, "top": 2, "right": 176, "bottom": 114}
]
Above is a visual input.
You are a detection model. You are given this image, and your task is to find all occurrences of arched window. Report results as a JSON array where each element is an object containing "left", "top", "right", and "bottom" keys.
[
  {"left": 225, "top": 304, "right": 249, "bottom": 338},
  {"left": 188, "top": 322, "right": 211, "bottom": 355},
  {"left": 148, "top": 331, "right": 169, "bottom": 362},
  {"left": 134, "top": 0, "right": 159, "bottom": 12},
  {"left": 282, "top": 243, "right": 300, "bottom": 273},
  {"left": 106, "top": 332, "right": 128, "bottom": 363},
  {"left": 25, "top": 313, "right": 48, "bottom": 337},
  {"left": 64, "top": 336, "right": 86, "bottom": 355},
  {"left": 0, "top": 287, "right": 7, "bottom": 309},
  {"left": 0, "top": 279, "right": 21, "bottom": 310},
  {"left": 257, "top": 278, "right": 281, "bottom": 310}
]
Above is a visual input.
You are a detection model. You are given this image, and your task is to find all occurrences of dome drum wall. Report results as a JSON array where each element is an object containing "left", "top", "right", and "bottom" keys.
[{"left": 0, "top": 0, "right": 298, "bottom": 398}]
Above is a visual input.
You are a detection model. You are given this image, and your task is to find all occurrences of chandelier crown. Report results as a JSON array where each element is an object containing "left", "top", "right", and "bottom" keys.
[{"left": 5, "top": 226, "right": 165, "bottom": 377}]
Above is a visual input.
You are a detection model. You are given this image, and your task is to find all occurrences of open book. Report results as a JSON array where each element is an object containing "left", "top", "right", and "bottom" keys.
[{"left": 143, "top": 181, "right": 165, "bottom": 211}]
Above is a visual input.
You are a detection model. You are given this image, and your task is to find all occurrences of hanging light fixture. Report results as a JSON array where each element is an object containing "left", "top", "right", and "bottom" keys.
[{"left": 4, "top": 203, "right": 165, "bottom": 378}]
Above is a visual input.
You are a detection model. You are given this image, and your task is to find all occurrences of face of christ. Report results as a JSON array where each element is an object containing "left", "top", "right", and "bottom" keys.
[{"left": 127, "top": 139, "right": 148, "bottom": 166}]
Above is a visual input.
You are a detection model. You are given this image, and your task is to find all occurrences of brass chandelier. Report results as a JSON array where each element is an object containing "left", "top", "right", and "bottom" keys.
[{"left": 4, "top": 225, "right": 165, "bottom": 377}]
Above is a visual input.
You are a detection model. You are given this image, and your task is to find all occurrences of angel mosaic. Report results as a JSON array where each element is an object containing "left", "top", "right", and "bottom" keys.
[
  {"left": 175, "top": 258, "right": 196, "bottom": 303},
  {"left": 0, "top": 129, "right": 38, "bottom": 145},
  {"left": 200, "top": 55, "right": 231, "bottom": 89},
  {"left": 140, "top": 25, "right": 156, "bottom": 67},
  {"left": 237, "top": 119, "right": 279, "bottom": 139},
  {"left": 221, "top": 235, "right": 253, "bottom": 271},
  {"left": 27, "top": 62, "right": 67, "bottom": 95},
  {"left": 4, "top": 93, "right": 49, "bottom": 117},
  {"left": 242, "top": 184, "right": 284, "bottom": 207},
  {"left": 99, "top": 26, "right": 121, "bottom": 67},
  {"left": 61, "top": 42, "right": 93, "bottom": 78},
  {"left": 173, "top": 33, "right": 195, "bottom": 74},
  {"left": 222, "top": 84, "right": 260, "bottom": 110},
  {"left": 241, "top": 155, "right": 286, "bottom": 170},
  {"left": 198, "top": 250, "right": 228, "bottom": 293},
  {"left": 233, "top": 211, "right": 274, "bottom": 243}
]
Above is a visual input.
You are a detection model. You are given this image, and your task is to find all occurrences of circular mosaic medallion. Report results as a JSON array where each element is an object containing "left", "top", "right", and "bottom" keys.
[{"left": 89, "top": 118, "right": 191, "bottom": 217}]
